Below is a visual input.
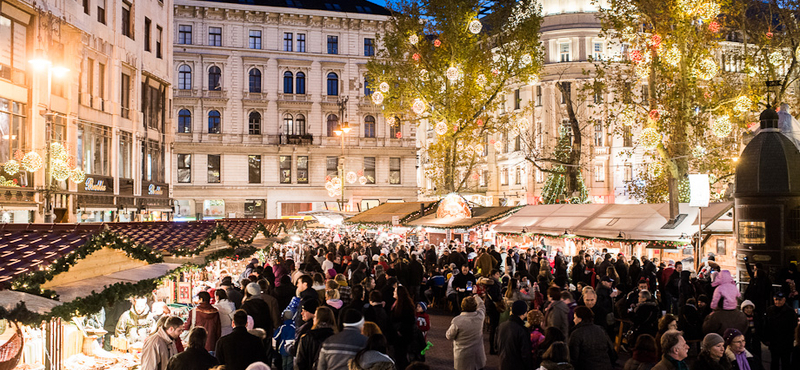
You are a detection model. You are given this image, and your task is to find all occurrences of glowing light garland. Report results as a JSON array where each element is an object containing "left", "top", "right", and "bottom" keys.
[
  {"left": 70, "top": 168, "right": 85, "bottom": 183},
  {"left": 379, "top": 82, "right": 390, "bottom": 93},
  {"left": 469, "top": 20, "right": 482, "bottom": 34},
  {"left": 734, "top": 96, "right": 751, "bottom": 114},
  {"left": 446, "top": 66, "right": 459, "bottom": 81},
  {"left": 435, "top": 121, "right": 448, "bottom": 135},
  {"left": 22, "top": 152, "right": 43, "bottom": 172},
  {"left": 3, "top": 160, "right": 19, "bottom": 175},
  {"left": 371, "top": 91, "right": 384, "bottom": 105},
  {"left": 505, "top": 0, "right": 539, "bottom": 31},
  {"left": 409, "top": 34, "right": 419, "bottom": 45},
  {"left": 712, "top": 115, "right": 733, "bottom": 137},
  {"left": 769, "top": 51, "right": 783, "bottom": 66},
  {"left": 412, "top": 99, "right": 426, "bottom": 115},
  {"left": 51, "top": 160, "right": 71, "bottom": 181},
  {"left": 639, "top": 127, "right": 661, "bottom": 149},
  {"left": 696, "top": 57, "right": 718, "bottom": 80}
]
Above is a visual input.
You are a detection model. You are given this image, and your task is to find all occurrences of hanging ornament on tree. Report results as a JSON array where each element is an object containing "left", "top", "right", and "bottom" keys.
[
  {"left": 396, "top": 131, "right": 403, "bottom": 139},
  {"left": 692, "top": 145, "right": 708, "bottom": 157},
  {"left": 468, "top": 19, "right": 482, "bottom": 34},
  {"left": 446, "top": 66, "right": 459, "bottom": 81},
  {"left": 472, "top": 144, "right": 484, "bottom": 155},
  {"left": 648, "top": 109, "right": 661, "bottom": 122},
  {"left": 434, "top": 121, "right": 448, "bottom": 135},
  {"left": 386, "top": 116, "right": 396, "bottom": 126},
  {"left": 696, "top": 56, "right": 718, "bottom": 80},
  {"left": 3, "top": 160, "right": 19, "bottom": 175},
  {"left": 629, "top": 49, "right": 644, "bottom": 63},
  {"left": 419, "top": 69, "right": 429, "bottom": 81},
  {"left": 409, "top": 34, "right": 419, "bottom": 45},
  {"left": 494, "top": 140, "right": 504, "bottom": 153},
  {"left": 650, "top": 35, "right": 662, "bottom": 49},
  {"left": 23, "top": 152, "right": 43, "bottom": 172},
  {"left": 712, "top": 115, "right": 733, "bottom": 137},
  {"left": 477, "top": 119, "right": 484, "bottom": 126},
  {"left": 648, "top": 161, "right": 665, "bottom": 178},
  {"left": 663, "top": 47, "right": 681, "bottom": 67},
  {"left": 708, "top": 21, "right": 721, "bottom": 33},
  {"left": 70, "top": 167, "right": 85, "bottom": 183},
  {"left": 769, "top": 51, "right": 783, "bottom": 66},
  {"left": 491, "top": 68, "right": 500, "bottom": 76},
  {"left": 412, "top": 99, "right": 426, "bottom": 115},
  {"left": 434, "top": 39, "right": 441, "bottom": 47},
  {"left": 476, "top": 74, "right": 487, "bottom": 86},
  {"left": 51, "top": 159, "right": 71, "bottom": 181},
  {"left": 371, "top": 91, "right": 384, "bottom": 105},
  {"left": 528, "top": 74, "right": 539, "bottom": 85},
  {"left": 359, "top": 176, "right": 368, "bottom": 185},
  {"left": 521, "top": 54, "right": 532, "bottom": 66},
  {"left": 619, "top": 108, "right": 636, "bottom": 126},
  {"left": 412, "top": 53, "right": 420, "bottom": 61},
  {"left": 379, "top": 82, "right": 390, "bottom": 93},
  {"left": 697, "top": 1, "right": 720, "bottom": 20},
  {"left": 734, "top": 96, "right": 751, "bottom": 114},
  {"left": 51, "top": 142, "right": 67, "bottom": 162},
  {"left": 766, "top": 31, "right": 774, "bottom": 39},
  {"left": 639, "top": 127, "right": 661, "bottom": 149}
]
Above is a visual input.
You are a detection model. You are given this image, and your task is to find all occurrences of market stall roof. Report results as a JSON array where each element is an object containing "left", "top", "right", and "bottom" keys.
[
  {"left": 345, "top": 202, "right": 430, "bottom": 225},
  {"left": 0, "top": 290, "right": 62, "bottom": 314},
  {"left": 495, "top": 203, "right": 709, "bottom": 242},
  {"left": 107, "top": 221, "right": 218, "bottom": 252},
  {"left": 49, "top": 263, "right": 182, "bottom": 302},
  {"left": 405, "top": 206, "right": 519, "bottom": 229}
]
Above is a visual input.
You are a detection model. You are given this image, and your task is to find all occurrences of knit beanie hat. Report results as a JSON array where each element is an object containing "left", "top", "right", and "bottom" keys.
[
  {"left": 740, "top": 300, "right": 755, "bottom": 310},
  {"left": 417, "top": 301, "right": 427, "bottom": 313},
  {"left": 702, "top": 333, "right": 724, "bottom": 352},
  {"left": 245, "top": 282, "right": 261, "bottom": 296},
  {"left": 723, "top": 328, "right": 743, "bottom": 346},
  {"left": 342, "top": 309, "right": 365, "bottom": 328},
  {"left": 512, "top": 300, "right": 528, "bottom": 316}
]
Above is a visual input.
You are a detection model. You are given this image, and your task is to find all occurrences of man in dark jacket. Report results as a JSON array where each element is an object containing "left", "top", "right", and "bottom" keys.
[
  {"left": 215, "top": 310, "right": 268, "bottom": 370},
  {"left": 568, "top": 306, "right": 617, "bottom": 370},
  {"left": 408, "top": 254, "right": 425, "bottom": 300},
  {"left": 497, "top": 300, "right": 533, "bottom": 370},
  {"left": 220, "top": 276, "right": 244, "bottom": 309},
  {"left": 167, "top": 327, "right": 218, "bottom": 370},
  {"left": 317, "top": 309, "right": 368, "bottom": 370},
  {"left": 764, "top": 292, "right": 798, "bottom": 370}
]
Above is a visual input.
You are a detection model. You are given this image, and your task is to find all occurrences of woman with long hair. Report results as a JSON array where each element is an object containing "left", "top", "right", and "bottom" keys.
[
  {"left": 539, "top": 341, "right": 574, "bottom": 370},
  {"left": 348, "top": 334, "right": 395, "bottom": 370},
  {"left": 390, "top": 285, "right": 416, "bottom": 370},
  {"left": 294, "top": 307, "right": 337, "bottom": 370},
  {"left": 624, "top": 334, "right": 659, "bottom": 370},
  {"left": 536, "top": 327, "right": 566, "bottom": 366}
]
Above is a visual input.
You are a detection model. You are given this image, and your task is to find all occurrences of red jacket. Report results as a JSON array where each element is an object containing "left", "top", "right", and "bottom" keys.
[{"left": 184, "top": 302, "right": 222, "bottom": 352}]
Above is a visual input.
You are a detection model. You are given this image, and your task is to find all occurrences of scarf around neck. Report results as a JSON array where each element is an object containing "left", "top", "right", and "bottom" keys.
[{"left": 734, "top": 351, "right": 751, "bottom": 370}]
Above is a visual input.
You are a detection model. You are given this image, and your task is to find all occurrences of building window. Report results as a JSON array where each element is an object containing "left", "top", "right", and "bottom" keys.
[
  {"left": 0, "top": 100, "right": 26, "bottom": 166},
  {"left": 142, "top": 139, "right": 165, "bottom": 182},
  {"left": 327, "top": 73, "right": 339, "bottom": 96},
  {"left": 156, "top": 26, "right": 163, "bottom": 58},
  {"left": 327, "top": 114, "right": 339, "bottom": 137},
  {"left": 364, "top": 38, "right": 375, "bottom": 56},
  {"left": 594, "top": 163, "right": 605, "bottom": 182},
  {"left": 623, "top": 126, "right": 632, "bottom": 147},
  {"left": 283, "top": 114, "right": 294, "bottom": 135},
  {"left": 514, "top": 89, "right": 521, "bottom": 110},
  {"left": 245, "top": 199, "right": 265, "bottom": 218},
  {"left": 83, "top": 0, "right": 91, "bottom": 15},
  {"left": 177, "top": 154, "right": 191, "bottom": 183},
  {"left": 390, "top": 121, "right": 400, "bottom": 138},
  {"left": 296, "top": 72, "right": 306, "bottom": 94},
  {"left": 249, "top": 112, "right": 261, "bottom": 135},
  {"left": 642, "top": 85, "right": 649, "bottom": 102},
  {"left": 121, "top": 2, "right": 132, "bottom": 38},
  {"left": 536, "top": 85, "right": 542, "bottom": 106},
  {"left": 481, "top": 170, "right": 488, "bottom": 187},
  {"left": 249, "top": 69, "right": 262, "bottom": 93},
  {"left": 208, "top": 27, "right": 222, "bottom": 46},
  {"left": 284, "top": 32, "right": 293, "bottom": 51},
  {"left": 594, "top": 123, "right": 603, "bottom": 146},
  {"left": 121, "top": 73, "right": 130, "bottom": 117},
  {"left": 207, "top": 155, "right": 220, "bottom": 183},
  {"left": 280, "top": 156, "right": 292, "bottom": 183},
  {"left": 295, "top": 115, "right": 306, "bottom": 135},
  {"left": 389, "top": 158, "right": 401, "bottom": 184},
  {"left": 178, "top": 25, "right": 192, "bottom": 45},
  {"left": 178, "top": 65, "right": 192, "bottom": 90},
  {"left": 624, "top": 165, "right": 632, "bottom": 182},
  {"left": 560, "top": 42, "right": 570, "bottom": 62},
  {"left": 77, "top": 123, "right": 111, "bottom": 176},
  {"left": 364, "top": 157, "right": 376, "bottom": 184},
  {"left": 594, "top": 91, "right": 603, "bottom": 104},
  {"left": 249, "top": 30, "right": 262, "bottom": 49},
  {"left": 297, "top": 156, "right": 308, "bottom": 184},
  {"left": 178, "top": 109, "right": 192, "bottom": 133},
  {"left": 97, "top": 0, "right": 106, "bottom": 24},
  {"left": 208, "top": 110, "right": 221, "bottom": 134},
  {"left": 297, "top": 34, "right": 306, "bottom": 52},
  {"left": 98, "top": 63, "right": 106, "bottom": 105},
  {"left": 283, "top": 72, "right": 293, "bottom": 94},
  {"left": 118, "top": 131, "right": 132, "bottom": 179},
  {"left": 536, "top": 169, "right": 544, "bottom": 183},
  {"left": 501, "top": 168, "right": 509, "bottom": 185},
  {"left": 593, "top": 42, "right": 603, "bottom": 60},
  {"left": 144, "top": 18, "right": 151, "bottom": 52},
  {"left": 516, "top": 166, "right": 522, "bottom": 185},
  {"left": 327, "top": 35, "right": 338, "bottom": 54},
  {"left": 249, "top": 155, "right": 261, "bottom": 183},
  {"left": 515, "top": 135, "right": 522, "bottom": 151},
  {"left": 499, "top": 94, "right": 506, "bottom": 114},
  {"left": 326, "top": 156, "right": 339, "bottom": 179},
  {"left": 364, "top": 116, "right": 376, "bottom": 138},
  {"left": 208, "top": 66, "right": 221, "bottom": 90}
]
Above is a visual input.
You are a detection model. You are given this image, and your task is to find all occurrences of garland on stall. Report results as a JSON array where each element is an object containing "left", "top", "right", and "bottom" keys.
[
  {"left": 407, "top": 206, "right": 524, "bottom": 230},
  {"left": 507, "top": 230, "right": 690, "bottom": 248},
  {"left": 344, "top": 202, "right": 439, "bottom": 226}
]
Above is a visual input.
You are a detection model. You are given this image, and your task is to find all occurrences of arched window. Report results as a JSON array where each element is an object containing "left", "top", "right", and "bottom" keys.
[
  {"left": 327, "top": 114, "right": 339, "bottom": 137},
  {"left": 296, "top": 114, "right": 306, "bottom": 135},
  {"left": 208, "top": 110, "right": 221, "bottom": 133},
  {"left": 249, "top": 111, "right": 261, "bottom": 135},
  {"left": 178, "top": 65, "right": 192, "bottom": 90},
  {"left": 283, "top": 114, "right": 294, "bottom": 135},
  {"left": 327, "top": 72, "right": 338, "bottom": 96},
  {"left": 283, "top": 71, "right": 293, "bottom": 94},
  {"left": 178, "top": 109, "right": 192, "bottom": 133},
  {"left": 249, "top": 69, "right": 262, "bottom": 93},
  {"left": 208, "top": 66, "right": 221, "bottom": 91},
  {"left": 364, "top": 115, "right": 376, "bottom": 138},
  {"left": 296, "top": 72, "right": 306, "bottom": 95}
]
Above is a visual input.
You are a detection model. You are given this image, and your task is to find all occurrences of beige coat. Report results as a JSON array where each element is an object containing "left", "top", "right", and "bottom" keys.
[
  {"left": 139, "top": 327, "right": 177, "bottom": 370},
  {"left": 446, "top": 296, "right": 486, "bottom": 370}
]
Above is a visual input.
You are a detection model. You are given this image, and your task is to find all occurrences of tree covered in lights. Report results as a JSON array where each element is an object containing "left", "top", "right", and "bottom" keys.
[
  {"left": 366, "top": 0, "right": 543, "bottom": 194},
  {"left": 540, "top": 130, "right": 589, "bottom": 204},
  {"left": 597, "top": 0, "right": 746, "bottom": 210}
]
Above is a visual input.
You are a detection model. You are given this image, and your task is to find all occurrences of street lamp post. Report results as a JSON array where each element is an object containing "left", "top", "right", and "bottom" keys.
[{"left": 334, "top": 97, "right": 350, "bottom": 211}]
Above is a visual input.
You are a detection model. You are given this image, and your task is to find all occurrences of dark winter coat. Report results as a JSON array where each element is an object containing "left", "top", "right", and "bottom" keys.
[
  {"left": 166, "top": 346, "right": 218, "bottom": 370},
  {"left": 539, "top": 360, "right": 575, "bottom": 370},
  {"left": 215, "top": 327, "right": 268, "bottom": 370},
  {"left": 691, "top": 351, "right": 731, "bottom": 370},
  {"left": 294, "top": 326, "right": 335, "bottom": 370},
  {"left": 183, "top": 302, "right": 222, "bottom": 352},
  {"left": 765, "top": 303, "right": 798, "bottom": 351},
  {"left": 497, "top": 316, "right": 533, "bottom": 370},
  {"left": 632, "top": 301, "right": 661, "bottom": 339},
  {"left": 567, "top": 321, "right": 617, "bottom": 370},
  {"left": 241, "top": 296, "right": 274, "bottom": 335},
  {"left": 702, "top": 309, "right": 748, "bottom": 337}
]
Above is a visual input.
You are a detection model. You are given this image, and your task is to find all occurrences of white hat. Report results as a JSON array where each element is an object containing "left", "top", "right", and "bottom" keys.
[{"left": 741, "top": 300, "right": 755, "bottom": 310}]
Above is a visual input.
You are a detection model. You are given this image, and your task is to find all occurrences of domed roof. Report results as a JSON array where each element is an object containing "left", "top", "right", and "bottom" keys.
[{"left": 735, "top": 130, "right": 800, "bottom": 196}]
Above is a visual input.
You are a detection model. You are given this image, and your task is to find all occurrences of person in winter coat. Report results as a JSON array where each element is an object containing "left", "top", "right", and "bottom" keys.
[
  {"left": 651, "top": 330, "right": 689, "bottom": 370},
  {"left": 631, "top": 290, "right": 661, "bottom": 345},
  {"left": 214, "top": 289, "right": 236, "bottom": 337},
  {"left": 739, "top": 300, "right": 761, "bottom": 358},
  {"left": 624, "top": 334, "right": 658, "bottom": 370},
  {"left": 275, "top": 275, "right": 296, "bottom": 312},
  {"left": 415, "top": 302, "right": 430, "bottom": 341},
  {"left": 568, "top": 306, "right": 617, "bottom": 370},
  {"left": 215, "top": 310, "right": 268, "bottom": 370},
  {"left": 294, "top": 306, "right": 336, "bottom": 370},
  {"left": 691, "top": 333, "right": 731, "bottom": 370},
  {"left": 241, "top": 283, "right": 274, "bottom": 338},
  {"left": 183, "top": 291, "right": 222, "bottom": 352},
  {"left": 743, "top": 258, "right": 773, "bottom": 315},
  {"left": 711, "top": 270, "right": 740, "bottom": 311},
  {"left": 317, "top": 309, "right": 369, "bottom": 370},
  {"left": 723, "top": 328, "right": 764, "bottom": 370},
  {"left": 166, "top": 327, "right": 218, "bottom": 370},
  {"left": 539, "top": 341, "right": 574, "bottom": 370},
  {"left": 764, "top": 292, "right": 798, "bottom": 370},
  {"left": 273, "top": 310, "right": 296, "bottom": 370},
  {"left": 221, "top": 276, "right": 244, "bottom": 310},
  {"left": 702, "top": 301, "right": 748, "bottom": 337},
  {"left": 348, "top": 334, "right": 395, "bottom": 370},
  {"left": 446, "top": 295, "right": 487, "bottom": 370},
  {"left": 498, "top": 300, "right": 533, "bottom": 370},
  {"left": 544, "top": 287, "right": 570, "bottom": 340},
  {"left": 140, "top": 316, "right": 183, "bottom": 370}
]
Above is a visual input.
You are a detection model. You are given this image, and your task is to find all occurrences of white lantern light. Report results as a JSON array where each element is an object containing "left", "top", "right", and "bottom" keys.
[
  {"left": 371, "top": 91, "right": 384, "bottom": 105},
  {"left": 379, "top": 82, "right": 390, "bottom": 92},
  {"left": 412, "top": 99, "right": 426, "bottom": 115},
  {"left": 468, "top": 20, "right": 482, "bottom": 34}
]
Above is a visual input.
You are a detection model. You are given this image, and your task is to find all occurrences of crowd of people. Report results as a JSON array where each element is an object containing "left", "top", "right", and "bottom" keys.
[{"left": 137, "top": 230, "right": 800, "bottom": 370}]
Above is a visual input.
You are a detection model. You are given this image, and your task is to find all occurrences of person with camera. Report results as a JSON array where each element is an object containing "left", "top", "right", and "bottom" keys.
[{"left": 451, "top": 264, "right": 477, "bottom": 315}]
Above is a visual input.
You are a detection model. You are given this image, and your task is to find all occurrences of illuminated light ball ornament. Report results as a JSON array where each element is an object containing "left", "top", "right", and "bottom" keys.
[
  {"left": 468, "top": 19, "right": 482, "bottom": 34},
  {"left": 51, "top": 160, "right": 71, "bottom": 181},
  {"left": 517, "top": 117, "right": 530, "bottom": 132},
  {"left": 434, "top": 39, "right": 441, "bottom": 47},
  {"left": 412, "top": 53, "right": 420, "bottom": 61},
  {"left": 395, "top": 131, "right": 402, "bottom": 139},
  {"left": 70, "top": 167, "right": 85, "bottom": 183},
  {"left": 359, "top": 176, "right": 367, "bottom": 185},
  {"left": 419, "top": 69, "right": 429, "bottom": 81},
  {"left": 346, "top": 171, "right": 358, "bottom": 184},
  {"left": 734, "top": 95, "right": 751, "bottom": 114},
  {"left": 412, "top": 99, "right": 426, "bottom": 115},
  {"left": 697, "top": 1, "right": 721, "bottom": 21},
  {"left": 639, "top": 127, "right": 662, "bottom": 149},
  {"left": 472, "top": 144, "right": 483, "bottom": 155},
  {"left": 692, "top": 145, "right": 708, "bottom": 157},
  {"left": 408, "top": 34, "right": 419, "bottom": 45},
  {"left": 371, "top": 91, "right": 384, "bottom": 105},
  {"left": 648, "top": 161, "right": 664, "bottom": 178},
  {"left": 663, "top": 47, "right": 681, "bottom": 67},
  {"left": 379, "top": 82, "right": 390, "bottom": 93},
  {"left": 650, "top": 35, "right": 662, "bottom": 49},
  {"left": 491, "top": 68, "right": 500, "bottom": 76},
  {"left": 629, "top": 49, "right": 644, "bottom": 64},
  {"left": 711, "top": 115, "right": 733, "bottom": 138},
  {"left": 528, "top": 74, "right": 539, "bottom": 86},
  {"left": 434, "top": 121, "right": 448, "bottom": 136},
  {"left": 494, "top": 140, "right": 504, "bottom": 153},
  {"left": 696, "top": 57, "right": 718, "bottom": 80},
  {"left": 766, "top": 31, "right": 774, "bottom": 39},
  {"left": 648, "top": 109, "right": 661, "bottom": 122},
  {"left": 324, "top": 181, "right": 334, "bottom": 191},
  {"left": 50, "top": 142, "right": 67, "bottom": 162},
  {"left": 708, "top": 21, "right": 721, "bottom": 33},
  {"left": 634, "top": 62, "right": 650, "bottom": 79},
  {"left": 520, "top": 53, "right": 532, "bottom": 66},
  {"left": 386, "top": 116, "right": 396, "bottom": 126},
  {"left": 13, "top": 150, "right": 23, "bottom": 162},
  {"left": 332, "top": 177, "right": 341, "bottom": 187},
  {"left": 3, "top": 160, "right": 19, "bottom": 176},
  {"left": 476, "top": 74, "right": 487, "bottom": 86},
  {"left": 446, "top": 66, "right": 459, "bottom": 81},
  {"left": 769, "top": 51, "right": 783, "bottom": 66},
  {"left": 23, "top": 152, "right": 43, "bottom": 172},
  {"left": 619, "top": 108, "right": 636, "bottom": 126}
]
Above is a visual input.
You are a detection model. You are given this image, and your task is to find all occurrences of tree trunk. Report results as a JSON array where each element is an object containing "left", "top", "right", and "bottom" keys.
[{"left": 558, "top": 82, "right": 582, "bottom": 199}]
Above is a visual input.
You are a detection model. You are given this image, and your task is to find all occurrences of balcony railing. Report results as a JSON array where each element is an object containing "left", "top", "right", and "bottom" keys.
[
  {"left": 281, "top": 134, "right": 314, "bottom": 145},
  {"left": 594, "top": 147, "right": 610, "bottom": 155},
  {"left": 175, "top": 89, "right": 197, "bottom": 97},
  {"left": 203, "top": 90, "right": 227, "bottom": 98},
  {"left": 279, "top": 93, "right": 308, "bottom": 102}
]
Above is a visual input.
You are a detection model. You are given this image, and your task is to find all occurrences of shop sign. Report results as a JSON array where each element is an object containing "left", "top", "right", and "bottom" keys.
[
  {"left": 142, "top": 182, "right": 169, "bottom": 198},
  {"left": 80, "top": 176, "right": 114, "bottom": 193},
  {"left": 148, "top": 184, "right": 163, "bottom": 196}
]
